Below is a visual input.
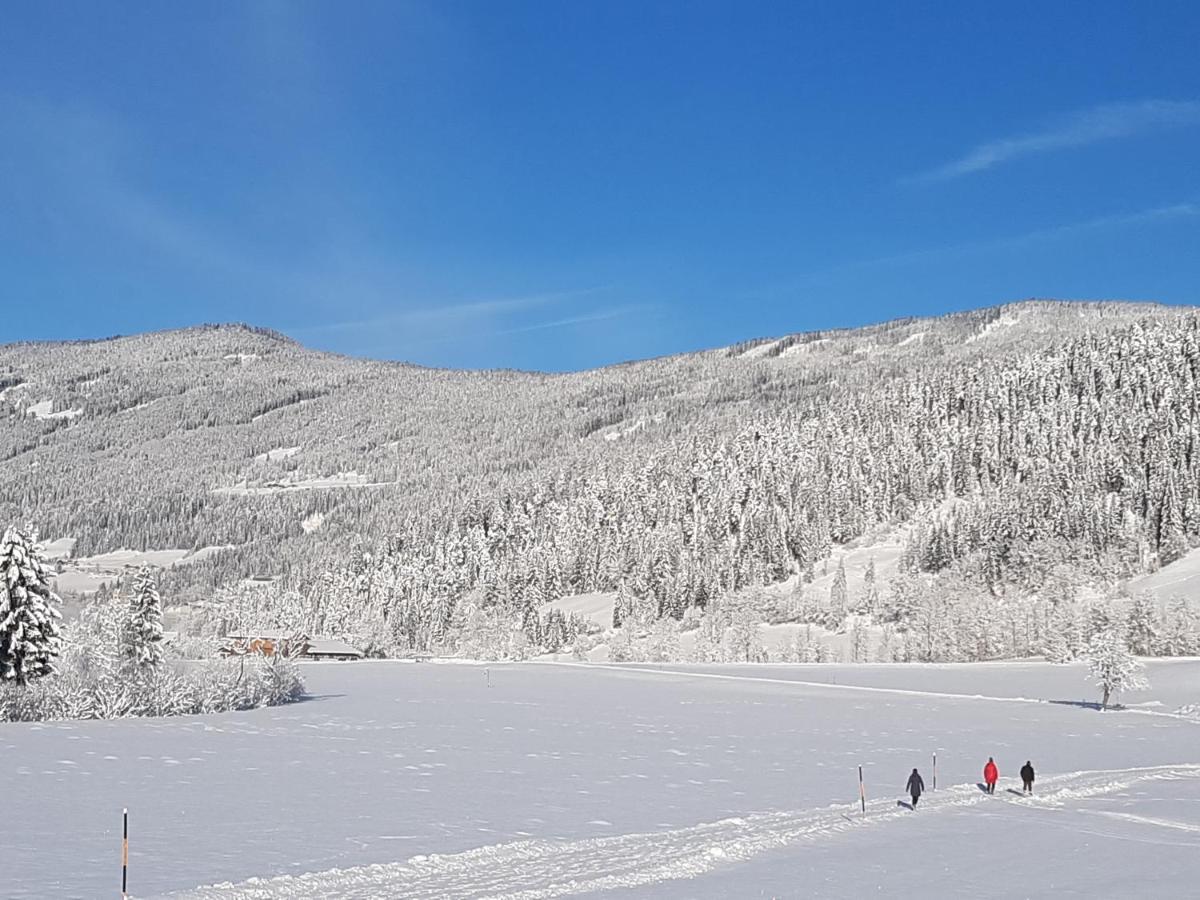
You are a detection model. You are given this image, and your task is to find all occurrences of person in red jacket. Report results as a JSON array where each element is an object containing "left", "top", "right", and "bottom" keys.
[{"left": 983, "top": 757, "right": 999, "bottom": 794}]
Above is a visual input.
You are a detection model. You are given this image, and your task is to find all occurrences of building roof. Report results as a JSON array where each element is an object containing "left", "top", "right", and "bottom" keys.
[{"left": 304, "top": 638, "right": 365, "bottom": 658}]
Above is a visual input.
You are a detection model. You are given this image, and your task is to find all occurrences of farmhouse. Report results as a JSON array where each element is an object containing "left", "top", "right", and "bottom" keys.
[
  {"left": 303, "top": 638, "right": 366, "bottom": 661},
  {"left": 222, "top": 631, "right": 364, "bottom": 661}
]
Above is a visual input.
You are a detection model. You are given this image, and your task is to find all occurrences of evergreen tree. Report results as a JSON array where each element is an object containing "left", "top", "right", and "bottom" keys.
[
  {"left": 691, "top": 609, "right": 726, "bottom": 662},
  {"left": 849, "top": 619, "right": 869, "bottom": 663},
  {"left": 1159, "top": 597, "right": 1199, "bottom": 655},
  {"left": 608, "top": 625, "right": 634, "bottom": 662},
  {"left": 1042, "top": 603, "right": 1075, "bottom": 664},
  {"left": 0, "top": 526, "right": 63, "bottom": 685},
  {"left": 126, "top": 566, "right": 165, "bottom": 668},
  {"left": 1084, "top": 602, "right": 1115, "bottom": 643},
  {"left": 612, "top": 579, "right": 634, "bottom": 629},
  {"left": 724, "top": 606, "right": 765, "bottom": 662},
  {"left": 1086, "top": 629, "right": 1149, "bottom": 710},
  {"left": 862, "top": 558, "right": 880, "bottom": 615},
  {"left": 1124, "top": 592, "right": 1160, "bottom": 657},
  {"left": 784, "top": 576, "right": 806, "bottom": 622},
  {"left": 828, "top": 558, "right": 848, "bottom": 630}
]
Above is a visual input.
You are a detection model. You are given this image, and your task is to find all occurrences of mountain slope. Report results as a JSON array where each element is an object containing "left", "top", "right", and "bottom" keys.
[{"left": 3, "top": 301, "right": 1198, "bottom": 648}]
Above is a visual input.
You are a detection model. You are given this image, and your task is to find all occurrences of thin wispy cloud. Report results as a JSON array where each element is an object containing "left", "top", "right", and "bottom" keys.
[
  {"left": 493, "top": 305, "right": 647, "bottom": 336},
  {"left": 299, "top": 287, "right": 611, "bottom": 337},
  {"left": 910, "top": 99, "right": 1200, "bottom": 183}
]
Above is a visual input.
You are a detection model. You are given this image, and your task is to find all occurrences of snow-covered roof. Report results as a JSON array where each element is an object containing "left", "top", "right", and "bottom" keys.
[{"left": 305, "top": 639, "right": 364, "bottom": 658}]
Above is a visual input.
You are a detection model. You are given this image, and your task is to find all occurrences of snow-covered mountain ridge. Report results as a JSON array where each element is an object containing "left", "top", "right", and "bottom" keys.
[{"left": 3, "top": 299, "right": 1200, "bottom": 661}]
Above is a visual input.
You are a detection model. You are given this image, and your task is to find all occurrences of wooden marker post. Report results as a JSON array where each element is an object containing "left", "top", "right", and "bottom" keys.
[
  {"left": 858, "top": 765, "right": 866, "bottom": 815},
  {"left": 121, "top": 808, "right": 129, "bottom": 898},
  {"left": 933, "top": 752, "right": 938, "bottom": 791}
]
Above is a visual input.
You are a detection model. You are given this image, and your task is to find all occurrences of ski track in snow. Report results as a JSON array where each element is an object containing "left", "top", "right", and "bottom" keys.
[{"left": 157, "top": 765, "right": 1200, "bottom": 899}]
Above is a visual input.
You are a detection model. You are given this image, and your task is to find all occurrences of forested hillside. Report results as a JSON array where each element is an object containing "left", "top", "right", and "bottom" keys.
[{"left": 4, "top": 301, "right": 1199, "bottom": 661}]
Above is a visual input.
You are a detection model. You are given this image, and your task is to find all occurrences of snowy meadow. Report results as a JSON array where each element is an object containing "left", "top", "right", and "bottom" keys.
[{"left": 3, "top": 659, "right": 1198, "bottom": 899}]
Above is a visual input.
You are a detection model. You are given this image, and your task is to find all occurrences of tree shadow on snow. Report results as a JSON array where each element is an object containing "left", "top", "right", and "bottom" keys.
[
  {"left": 1048, "top": 699, "right": 1123, "bottom": 712},
  {"left": 296, "top": 693, "right": 347, "bottom": 703}
]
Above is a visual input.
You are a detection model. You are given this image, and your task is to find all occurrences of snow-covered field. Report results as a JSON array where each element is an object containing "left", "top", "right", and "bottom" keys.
[{"left": 3, "top": 661, "right": 1198, "bottom": 899}]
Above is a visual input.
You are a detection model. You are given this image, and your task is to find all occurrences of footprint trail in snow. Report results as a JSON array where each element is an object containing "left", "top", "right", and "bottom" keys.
[{"left": 158, "top": 764, "right": 1200, "bottom": 899}]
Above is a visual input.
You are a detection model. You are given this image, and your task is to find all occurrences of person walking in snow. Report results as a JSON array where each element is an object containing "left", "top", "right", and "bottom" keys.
[
  {"left": 983, "top": 757, "right": 999, "bottom": 794},
  {"left": 906, "top": 768, "right": 925, "bottom": 809},
  {"left": 1020, "top": 761, "right": 1035, "bottom": 795}
]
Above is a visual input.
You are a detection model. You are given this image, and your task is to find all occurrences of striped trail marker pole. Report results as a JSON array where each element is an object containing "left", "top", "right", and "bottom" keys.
[
  {"left": 933, "top": 752, "right": 938, "bottom": 791},
  {"left": 858, "top": 766, "right": 866, "bottom": 815},
  {"left": 121, "top": 808, "right": 129, "bottom": 898}
]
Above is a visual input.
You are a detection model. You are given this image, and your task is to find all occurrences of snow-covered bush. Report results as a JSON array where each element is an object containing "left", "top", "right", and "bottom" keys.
[{"left": 0, "top": 652, "right": 305, "bottom": 723}]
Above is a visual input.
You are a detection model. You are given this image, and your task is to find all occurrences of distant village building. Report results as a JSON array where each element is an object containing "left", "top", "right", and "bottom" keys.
[
  {"left": 222, "top": 631, "right": 364, "bottom": 661},
  {"left": 303, "top": 638, "right": 366, "bottom": 661}
]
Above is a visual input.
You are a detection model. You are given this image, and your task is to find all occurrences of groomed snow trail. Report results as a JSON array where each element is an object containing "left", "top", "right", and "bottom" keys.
[{"left": 157, "top": 765, "right": 1200, "bottom": 899}]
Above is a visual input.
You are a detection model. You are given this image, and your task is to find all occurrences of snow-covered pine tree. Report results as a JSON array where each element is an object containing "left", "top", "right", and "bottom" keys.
[
  {"left": 724, "top": 605, "right": 765, "bottom": 662},
  {"left": 1086, "top": 629, "right": 1149, "bottom": 710},
  {"left": 828, "top": 558, "right": 848, "bottom": 630},
  {"left": 849, "top": 618, "right": 869, "bottom": 662},
  {"left": 783, "top": 576, "right": 806, "bottom": 622},
  {"left": 1155, "top": 597, "right": 1198, "bottom": 656},
  {"left": 0, "top": 526, "right": 63, "bottom": 685},
  {"left": 612, "top": 579, "right": 634, "bottom": 629},
  {"left": 1084, "top": 602, "right": 1115, "bottom": 644},
  {"left": 691, "top": 609, "right": 726, "bottom": 662},
  {"left": 1042, "top": 609, "right": 1074, "bottom": 664},
  {"left": 126, "top": 566, "right": 165, "bottom": 668},
  {"left": 1124, "top": 591, "right": 1160, "bottom": 657},
  {"left": 862, "top": 558, "right": 880, "bottom": 615}
]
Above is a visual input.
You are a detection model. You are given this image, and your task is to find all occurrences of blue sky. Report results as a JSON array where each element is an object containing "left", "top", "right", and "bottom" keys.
[{"left": 2, "top": 1, "right": 1198, "bottom": 371}]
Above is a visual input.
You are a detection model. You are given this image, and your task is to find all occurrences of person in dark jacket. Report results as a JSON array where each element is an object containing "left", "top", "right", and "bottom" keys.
[
  {"left": 1020, "top": 761, "right": 1035, "bottom": 795},
  {"left": 906, "top": 768, "right": 925, "bottom": 808}
]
